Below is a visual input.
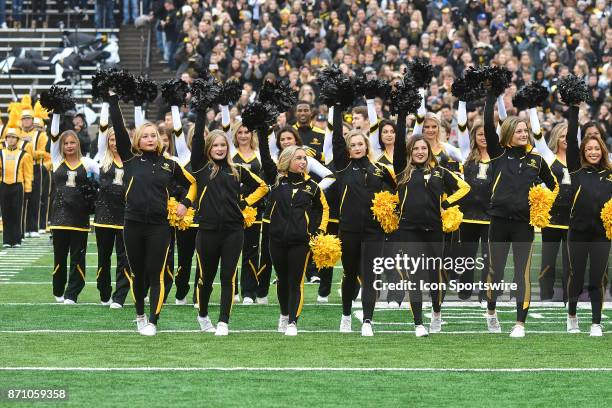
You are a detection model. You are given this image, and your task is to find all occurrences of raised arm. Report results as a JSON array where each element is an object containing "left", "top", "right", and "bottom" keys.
[
  {"left": 108, "top": 94, "right": 133, "bottom": 161},
  {"left": 457, "top": 101, "right": 471, "bottom": 161},
  {"left": 190, "top": 113, "right": 206, "bottom": 172},
  {"left": 331, "top": 104, "right": 349, "bottom": 170},
  {"left": 134, "top": 105, "right": 144, "bottom": 128},
  {"left": 412, "top": 88, "right": 427, "bottom": 135},
  {"left": 566, "top": 106, "right": 580, "bottom": 173},
  {"left": 496, "top": 94, "right": 507, "bottom": 135},
  {"left": 484, "top": 93, "right": 503, "bottom": 159},
  {"left": 257, "top": 125, "right": 278, "bottom": 184},
  {"left": 50, "top": 113, "right": 62, "bottom": 169},
  {"left": 323, "top": 106, "right": 334, "bottom": 165},
  {"left": 366, "top": 98, "right": 382, "bottom": 158},
  {"left": 268, "top": 129, "right": 279, "bottom": 162},
  {"left": 220, "top": 104, "right": 237, "bottom": 157},
  {"left": 393, "top": 110, "right": 408, "bottom": 176},
  {"left": 94, "top": 102, "right": 109, "bottom": 162}
]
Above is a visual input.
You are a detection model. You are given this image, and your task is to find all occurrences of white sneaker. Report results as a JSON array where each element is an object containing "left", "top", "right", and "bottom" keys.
[
  {"left": 54, "top": 296, "right": 64, "bottom": 303},
  {"left": 387, "top": 301, "right": 400, "bottom": 308},
  {"left": 38, "top": 229, "right": 47, "bottom": 234},
  {"left": 361, "top": 322, "right": 374, "bottom": 337},
  {"left": 234, "top": 294, "right": 241, "bottom": 302},
  {"left": 285, "top": 322, "right": 298, "bottom": 336},
  {"left": 24, "top": 232, "right": 31, "bottom": 238},
  {"left": 415, "top": 325, "right": 429, "bottom": 337},
  {"left": 256, "top": 296, "right": 268, "bottom": 304},
  {"left": 197, "top": 315, "right": 216, "bottom": 333},
  {"left": 144, "top": 296, "right": 149, "bottom": 304},
  {"left": 509, "top": 324, "right": 525, "bottom": 338},
  {"left": 29, "top": 232, "right": 40, "bottom": 238},
  {"left": 340, "top": 315, "right": 352, "bottom": 332},
  {"left": 430, "top": 313, "right": 442, "bottom": 333},
  {"left": 317, "top": 295, "right": 329, "bottom": 303},
  {"left": 310, "top": 276, "right": 321, "bottom": 283},
  {"left": 175, "top": 297, "right": 187, "bottom": 305},
  {"left": 486, "top": 312, "right": 502, "bottom": 333},
  {"left": 12, "top": 244, "right": 21, "bottom": 248},
  {"left": 278, "top": 315, "right": 289, "bottom": 333},
  {"left": 590, "top": 324, "right": 603, "bottom": 337},
  {"left": 356, "top": 289, "right": 362, "bottom": 300},
  {"left": 139, "top": 323, "right": 157, "bottom": 336},
  {"left": 243, "top": 297, "right": 254, "bottom": 305},
  {"left": 63, "top": 298, "right": 76, "bottom": 305},
  {"left": 2, "top": 244, "right": 10, "bottom": 248},
  {"left": 110, "top": 302, "right": 122, "bottom": 309},
  {"left": 567, "top": 316, "right": 580, "bottom": 333},
  {"left": 193, "top": 302, "right": 199, "bottom": 309},
  {"left": 215, "top": 322, "right": 229, "bottom": 336},
  {"left": 136, "top": 315, "right": 148, "bottom": 331},
  {"left": 101, "top": 300, "right": 112, "bottom": 306}
]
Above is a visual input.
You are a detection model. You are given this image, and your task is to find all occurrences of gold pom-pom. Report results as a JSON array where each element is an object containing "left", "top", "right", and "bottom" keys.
[
  {"left": 528, "top": 184, "right": 557, "bottom": 228},
  {"left": 309, "top": 233, "right": 342, "bottom": 270},
  {"left": 167, "top": 197, "right": 193, "bottom": 230},
  {"left": 371, "top": 191, "right": 399, "bottom": 233},
  {"left": 441, "top": 205, "right": 463, "bottom": 232},
  {"left": 600, "top": 199, "right": 612, "bottom": 240},
  {"left": 242, "top": 205, "right": 257, "bottom": 228}
]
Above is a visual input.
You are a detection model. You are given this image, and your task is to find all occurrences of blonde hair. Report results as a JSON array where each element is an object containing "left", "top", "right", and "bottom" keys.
[
  {"left": 499, "top": 116, "right": 529, "bottom": 147},
  {"left": 276, "top": 145, "right": 306, "bottom": 186},
  {"left": 230, "top": 121, "right": 259, "bottom": 150},
  {"left": 131, "top": 122, "right": 164, "bottom": 155},
  {"left": 205, "top": 129, "right": 238, "bottom": 179},
  {"left": 423, "top": 113, "right": 442, "bottom": 143},
  {"left": 547, "top": 123, "right": 568, "bottom": 154},
  {"left": 345, "top": 129, "right": 373, "bottom": 161},
  {"left": 59, "top": 130, "right": 82, "bottom": 160},
  {"left": 100, "top": 127, "right": 116, "bottom": 173}
]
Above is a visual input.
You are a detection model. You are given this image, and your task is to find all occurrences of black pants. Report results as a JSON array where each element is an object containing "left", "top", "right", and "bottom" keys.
[
  {"left": 25, "top": 164, "right": 42, "bottom": 233},
  {"left": 240, "top": 220, "right": 262, "bottom": 299},
  {"left": 52, "top": 229, "right": 88, "bottom": 301},
  {"left": 175, "top": 227, "right": 199, "bottom": 301},
  {"left": 318, "top": 221, "right": 339, "bottom": 297},
  {"left": 386, "top": 229, "right": 406, "bottom": 304},
  {"left": 39, "top": 166, "right": 51, "bottom": 231},
  {"left": 0, "top": 183, "right": 24, "bottom": 246},
  {"left": 458, "top": 222, "right": 490, "bottom": 300},
  {"left": 95, "top": 226, "right": 132, "bottom": 304},
  {"left": 196, "top": 229, "right": 243, "bottom": 323},
  {"left": 539, "top": 227, "right": 569, "bottom": 301},
  {"left": 567, "top": 229, "right": 610, "bottom": 324},
  {"left": 256, "top": 221, "right": 273, "bottom": 298},
  {"left": 400, "top": 229, "right": 444, "bottom": 326},
  {"left": 270, "top": 239, "right": 311, "bottom": 324},
  {"left": 339, "top": 230, "right": 384, "bottom": 322},
  {"left": 487, "top": 217, "right": 534, "bottom": 323},
  {"left": 161, "top": 228, "right": 176, "bottom": 302},
  {"left": 123, "top": 220, "right": 171, "bottom": 325}
]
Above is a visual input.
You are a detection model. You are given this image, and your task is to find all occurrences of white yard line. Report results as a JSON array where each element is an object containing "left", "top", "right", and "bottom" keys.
[{"left": 0, "top": 367, "right": 610, "bottom": 372}]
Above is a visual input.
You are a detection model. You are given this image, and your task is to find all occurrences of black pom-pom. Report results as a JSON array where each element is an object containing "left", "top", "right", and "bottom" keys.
[
  {"left": 451, "top": 76, "right": 484, "bottom": 102},
  {"left": 355, "top": 77, "right": 391, "bottom": 100},
  {"left": 258, "top": 80, "right": 298, "bottom": 113},
  {"left": 78, "top": 178, "right": 99, "bottom": 214},
  {"left": 389, "top": 80, "right": 422, "bottom": 115},
  {"left": 405, "top": 58, "right": 434, "bottom": 89},
  {"left": 114, "top": 70, "right": 137, "bottom": 103},
  {"left": 40, "top": 85, "right": 76, "bottom": 114},
  {"left": 241, "top": 102, "right": 279, "bottom": 132},
  {"left": 160, "top": 79, "right": 189, "bottom": 106},
  {"left": 132, "top": 76, "right": 158, "bottom": 105},
  {"left": 512, "top": 82, "right": 549, "bottom": 110},
  {"left": 465, "top": 66, "right": 512, "bottom": 97},
  {"left": 91, "top": 68, "right": 120, "bottom": 101},
  {"left": 319, "top": 74, "right": 356, "bottom": 110},
  {"left": 190, "top": 77, "right": 222, "bottom": 112},
  {"left": 557, "top": 74, "right": 590, "bottom": 106},
  {"left": 317, "top": 65, "right": 344, "bottom": 86},
  {"left": 216, "top": 80, "right": 242, "bottom": 105}
]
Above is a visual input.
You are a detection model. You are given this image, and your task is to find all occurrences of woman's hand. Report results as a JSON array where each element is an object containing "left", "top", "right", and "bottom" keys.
[{"left": 177, "top": 203, "right": 187, "bottom": 218}]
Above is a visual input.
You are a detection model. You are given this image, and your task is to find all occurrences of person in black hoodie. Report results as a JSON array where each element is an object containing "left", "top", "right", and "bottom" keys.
[
  {"left": 483, "top": 88, "right": 558, "bottom": 338},
  {"left": 331, "top": 104, "right": 396, "bottom": 337},
  {"left": 108, "top": 91, "right": 196, "bottom": 337},
  {"left": 565, "top": 105, "right": 612, "bottom": 337},
  {"left": 259, "top": 123, "right": 329, "bottom": 337},
  {"left": 190, "top": 115, "right": 268, "bottom": 336}
]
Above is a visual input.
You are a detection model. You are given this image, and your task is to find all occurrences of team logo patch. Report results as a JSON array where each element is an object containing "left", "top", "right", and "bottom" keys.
[
  {"left": 527, "top": 158, "right": 538, "bottom": 169},
  {"left": 432, "top": 170, "right": 442, "bottom": 178},
  {"left": 161, "top": 162, "right": 171, "bottom": 172}
]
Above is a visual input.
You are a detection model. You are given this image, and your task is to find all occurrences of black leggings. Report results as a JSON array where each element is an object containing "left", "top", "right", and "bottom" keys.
[
  {"left": 256, "top": 221, "right": 272, "bottom": 298},
  {"left": 162, "top": 228, "right": 176, "bottom": 301},
  {"left": 567, "top": 229, "right": 610, "bottom": 324},
  {"left": 400, "top": 229, "right": 444, "bottom": 326},
  {"left": 174, "top": 227, "right": 199, "bottom": 301},
  {"left": 539, "top": 227, "right": 569, "bottom": 301},
  {"left": 457, "top": 222, "right": 490, "bottom": 300},
  {"left": 240, "top": 220, "right": 262, "bottom": 299},
  {"left": 196, "top": 229, "right": 243, "bottom": 323},
  {"left": 269, "top": 239, "right": 310, "bottom": 324},
  {"left": 318, "top": 221, "right": 339, "bottom": 297},
  {"left": 0, "top": 183, "right": 24, "bottom": 246},
  {"left": 52, "top": 228, "right": 88, "bottom": 301},
  {"left": 487, "top": 217, "right": 534, "bottom": 323},
  {"left": 25, "top": 165, "right": 42, "bottom": 233},
  {"left": 39, "top": 167, "right": 51, "bottom": 231},
  {"left": 123, "top": 220, "right": 171, "bottom": 325},
  {"left": 339, "top": 231, "right": 384, "bottom": 322},
  {"left": 95, "top": 226, "right": 132, "bottom": 304}
]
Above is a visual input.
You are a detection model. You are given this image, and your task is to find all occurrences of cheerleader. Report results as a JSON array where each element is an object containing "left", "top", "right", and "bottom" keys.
[
  {"left": 0, "top": 127, "right": 33, "bottom": 247},
  {"left": 49, "top": 113, "right": 100, "bottom": 304},
  {"left": 372, "top": 119, "right": 396, "bottom": 173},
  {"left": 108, "top": 92, "right": 196, "bottom": 336},
  {"left": 483, "top": 88, "right": 558, "bottom": 337},
  {"left": 565, "top": 105, "right": 612, "bottom": 336},
  {"left": 331, "top": 104, "right": 396, "bottom": 336},
  {"left": 258, "top": 121, "right": 329, "bottom": 336},
  {"left": 190, "top": 113, "right": 268, "bottom": 335},
  {"left": 92, "top": 101, "right": 133, "bottom": 308}
]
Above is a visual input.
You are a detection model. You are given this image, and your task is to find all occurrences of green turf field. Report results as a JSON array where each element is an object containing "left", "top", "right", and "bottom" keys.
[{"left": 0, "top": 234, "right": 611, "bottom": 407}]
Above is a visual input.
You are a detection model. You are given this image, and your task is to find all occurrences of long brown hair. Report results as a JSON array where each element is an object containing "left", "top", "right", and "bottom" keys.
[
  {"left": 465, "top": 122, "right": 486, "bottom": 163},
  {"left": 580, "top": 134, "right": 612, "bottom": 170},
  {"left": 205, "top": 130, "right": 238, "bottom": 178},
  {"left": 397, "top": 134, "right": 438, "bottom": 186}
]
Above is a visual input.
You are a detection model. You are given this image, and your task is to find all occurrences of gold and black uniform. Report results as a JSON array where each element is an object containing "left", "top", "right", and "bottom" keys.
[{"left": 0, "top": 146, "right": 33, "bottom": 246}]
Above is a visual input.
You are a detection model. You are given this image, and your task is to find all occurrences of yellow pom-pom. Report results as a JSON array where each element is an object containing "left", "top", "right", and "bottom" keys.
[
  {"left": 167, "top": 197, "right": 193, "bottom": 230},
  {"left": 242, "top": 205, "right": 257, "bottom": 228},
  {"left": 167, "top": 197, "right": 179, "bottom": 226},
  {"left": 528, "top": 185, "right": 557, "bottom": 228},
  {"left": 441, "top": 205, "right": 463, "bottom": 233},
  {"left": 371, "top": 191, "right": 399, "bottom": 233},
  {"left": 309, "top": 233, "right": 342, "bottom": 270},
  {"left": 600, "top": 199, "right": 612, "bottom": 240}
]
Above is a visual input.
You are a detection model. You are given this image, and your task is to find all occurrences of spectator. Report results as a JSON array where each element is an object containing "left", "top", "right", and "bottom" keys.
[{"left": 95, "top": 0, "right": 114, "bottom": 29}]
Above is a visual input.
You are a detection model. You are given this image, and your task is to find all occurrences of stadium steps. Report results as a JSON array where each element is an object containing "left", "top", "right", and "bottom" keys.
[{"left": 5, "top": 0, "right": 120, "bottom": 29}]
